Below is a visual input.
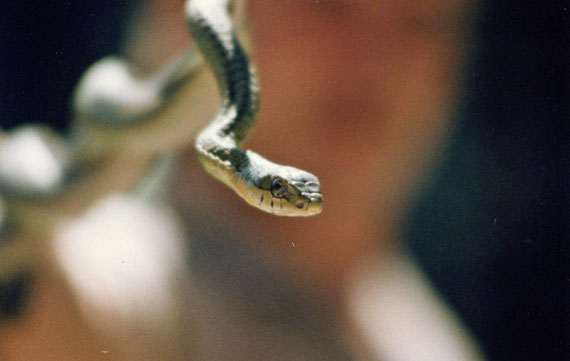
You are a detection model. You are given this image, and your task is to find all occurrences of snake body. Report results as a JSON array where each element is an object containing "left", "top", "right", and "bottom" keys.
[
  {"left": 74, "top": 49, "right": 202, "bottom": 126},
  {"left": 187, "top": 0, "right": 322, "bottom": 216}
]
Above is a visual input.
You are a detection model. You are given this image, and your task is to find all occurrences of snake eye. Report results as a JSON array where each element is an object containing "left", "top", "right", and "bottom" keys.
[{"left": 270, "top": 178, "right": 288, "bottom": 198}]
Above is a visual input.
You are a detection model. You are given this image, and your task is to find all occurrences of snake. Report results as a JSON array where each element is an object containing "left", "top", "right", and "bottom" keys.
[
  {"left": 73, "top": 50, "right": 202, "bottom": 126},
  {"left": 187, "top": 0, "right": 323, "bottom": 216}
]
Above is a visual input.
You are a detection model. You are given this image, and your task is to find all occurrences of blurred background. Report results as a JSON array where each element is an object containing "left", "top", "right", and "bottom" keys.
[
  {"left": 0, "top": 0, "right": 567, "bottom": 360},
  {"left": 406, "top": 2, "right": 567, "bottom": 360}
]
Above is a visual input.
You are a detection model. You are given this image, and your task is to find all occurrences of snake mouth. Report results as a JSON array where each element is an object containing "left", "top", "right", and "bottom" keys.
[{"left": 295, "top": 192, "right": 323, "bottom": 214}]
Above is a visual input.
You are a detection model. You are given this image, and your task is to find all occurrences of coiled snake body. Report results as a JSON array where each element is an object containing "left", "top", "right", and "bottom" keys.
[{"left": 187, "top": 0, "right": 323, "bottom": 216}]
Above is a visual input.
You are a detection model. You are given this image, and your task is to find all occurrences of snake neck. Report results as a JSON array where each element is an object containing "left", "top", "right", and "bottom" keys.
[
  {"left": 189, "top": 0, "right": 259, "bottom": 191},
  {"left": 194, "top": 113, "right": 249, "bottom": 188},
  {"left": 187, "top": 0, "right": 259, "bottom": 145}
]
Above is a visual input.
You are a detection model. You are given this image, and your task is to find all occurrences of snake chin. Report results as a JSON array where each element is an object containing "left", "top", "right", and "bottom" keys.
[
  {"left": 244, "top": 186, "right": 323, "bottom": 216},
  {"left": 263, "top": 192, "right": 322, "bottom": 217},
  {"left": 293, "top": 192, "right": 323, "bottom": 216}
]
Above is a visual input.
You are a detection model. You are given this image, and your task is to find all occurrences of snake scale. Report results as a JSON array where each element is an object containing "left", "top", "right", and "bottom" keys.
[{"left": 187, "top": 0, "right": 323, "bottom": 216}]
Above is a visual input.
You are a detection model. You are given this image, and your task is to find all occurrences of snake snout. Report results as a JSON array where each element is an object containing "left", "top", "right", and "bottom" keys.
[
  {"left": 305, "top": 181, "right": 320, "bottom": 193},
  {"left": 289, "top": 177, "right": 322, "bottom": 214},
  {"left": 290, "top": 180, "right": 321, "bottom": 193},
  {"left": 294, "top": 191, "right": 322, "bottom": 215}
]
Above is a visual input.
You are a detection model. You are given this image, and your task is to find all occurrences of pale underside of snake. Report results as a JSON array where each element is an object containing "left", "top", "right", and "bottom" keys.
[{"left": 187, "top": 0, "right": 323, "bottom": 216}]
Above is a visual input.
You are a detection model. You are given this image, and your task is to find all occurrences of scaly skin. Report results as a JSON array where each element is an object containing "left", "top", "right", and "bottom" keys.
[{"left": 187, "top": 0, "right": 323, "bottom": 216}]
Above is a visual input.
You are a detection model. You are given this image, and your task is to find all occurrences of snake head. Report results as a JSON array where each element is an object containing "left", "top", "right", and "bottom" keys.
[
  {"left": 261, "top": 173, "right": 323, "bottom": 216},
  {"left": 239, "top": 151, "right": 323, "bottom": 216}
]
